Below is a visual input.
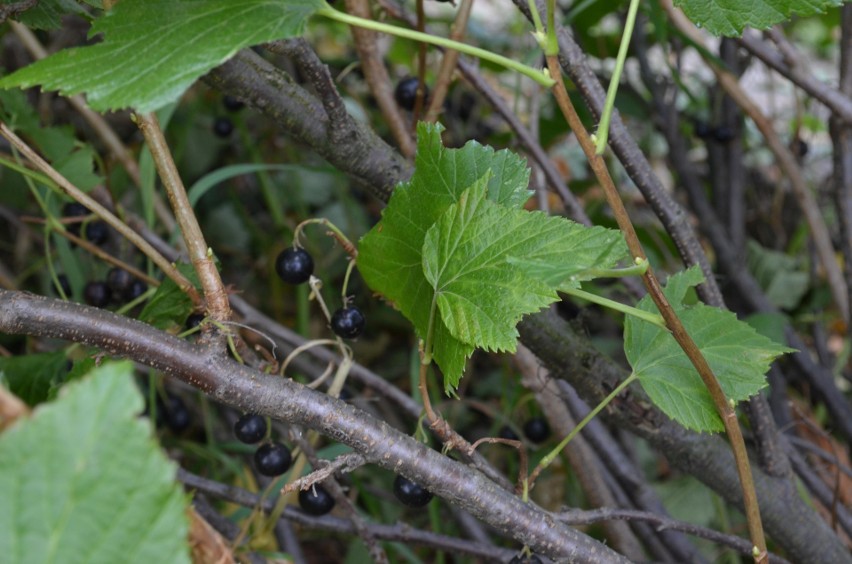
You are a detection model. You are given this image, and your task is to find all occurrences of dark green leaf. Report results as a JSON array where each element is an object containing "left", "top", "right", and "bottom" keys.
[
  {"left": 0, "top": 351, "right": 67, "bottom": 406},
  {"left": 0, "top": 0, "right": 325, "bottom": 112},
  {"left": 674, "top": 0, "right": 844, "bottom": 36}
]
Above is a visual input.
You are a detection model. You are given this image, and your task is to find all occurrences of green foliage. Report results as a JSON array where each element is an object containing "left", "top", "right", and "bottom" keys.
[
  {"left": 0, "top": 362, "right": 190, "bottom": 563},
  {"left": 0, "top": 351, "right": 67, "bottom": 406},
  {"left": 0, "top": 0, "right": 325, "bottom": 112},
  {"left": 0, "top": 90, "right": 101, "bottom": 192},
  {"left": 746, "top": 240, "right": 809, "bottom": 310},
  {"left": 359, "top": 123, "right": 627, "bottom": 391},
  {"left": 624, "top": 267, "right": 794, "bottom": 432},
  {"left": 139, "top": 263, "right": 199, "bottom": 330},
  {"left": 675, "top": 0, "right": 845, "bottom": 36}
]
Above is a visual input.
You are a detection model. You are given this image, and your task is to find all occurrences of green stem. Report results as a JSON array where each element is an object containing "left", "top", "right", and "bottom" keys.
[
  {"left": 423, "top": 293, "right": 439, "bottom": 365},
  {"left": 583, "top": 257, "right": 649, "bottom": 279},
  {"left": 561, "top": 287, "right": 667, "bottom": 330},
  {"left": 531, "top": 373, "right": 638, "bottom": 480},
  {"left": 544, "top": 0, "right": 558, "bottom": 56},
  {"left": 594, "top": 0, "right": 641, "bottom": 154},
  {"left": 317, "top": 6, "right": 555, "bottom": 87}
]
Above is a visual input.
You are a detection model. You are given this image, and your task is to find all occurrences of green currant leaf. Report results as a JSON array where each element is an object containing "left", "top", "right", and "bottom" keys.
[
  {"left": 139, "top": 263, "right": 200, "bottom": 330},
  {"left": 358, "top": 123, "right": 534, "bottom": 383},
  {"left": 0, "top": 0, "right": 325, "bottom": 112},
  {"left": 0, "top": 362, "right": 190, "bottom": 563},
  {"left": 360, "top": 123, "right": 628, "bottom": 391},
  {"left": 674, "top": 0, "right": 844, "bottom": 36},
  {"left": 0, "top": 351, "right": 68, "bottom": 406},
  {"left": 624, "top": 266, "right": 795, "bottom": 432}
]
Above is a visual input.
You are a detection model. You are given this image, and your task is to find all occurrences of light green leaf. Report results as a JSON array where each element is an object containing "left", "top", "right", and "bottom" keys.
[
  {"left": 423, "top": 177, "right": 564, "bottom": 353},
  {"left": 0, "top": 351, "right": 68, "bottom": 406},
  {"left": 674, "top": 0, "right": 844, "bottom": 36},
  {"left": 358, "top": 123, "right": 533, "bottom": 382},
  {"left": 0, "top": 362, "right": 190, "bottom": 564},
  {"left": 624, "top": 267, "right": 794, "bottom": 432},
  {"left": 0, "top": 0, "right": 325, "bottom": 112},
  {"left": 360, "top": 123, "right": 627, "bottom": 391}
]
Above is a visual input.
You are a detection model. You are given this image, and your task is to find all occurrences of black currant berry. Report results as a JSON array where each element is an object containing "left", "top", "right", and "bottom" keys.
[
  {"left": 124, "top": 279, "right": 148, "bottom": 301},
  {"left": 185, "top": 313, "right": 205, "bottom": 330},
  {"left": 213, "top": 116, "right": 234, "bottom": 138},
  {"left": 84, "top": 221, "right": 109, "bottom": 246},
  {"left": 693, "top": 120, "right": 712, "bottom": 139},
  {"left": 234, "top": 413, "right": 267, "bottom": 444},
  {"left": 796, "top": 138, "right": 809, "bottom": 158},
  {"left": 713, "top": 125, "right": 735, "bottom": 143},
  {"left": 394, "top": 77, "right": 428, "bottom": 111},
  {"left": 298, "top": 484, "right": 336, "bottom": 516},
  {"left": 83, "top": 281, "right": 111, "bottom": 308},
  {"left": 254, "top": 442, "right": 292, "bottom": 476},
  {"left": 222, "top": 95, "right": 245, "bottom": 112},
  {"left": 107, "top": 267, "right": 133, "bottom": 295},
  {"left": 165, "top": 395, "right": 191, "bottom": 433},
  {"left": 498, "top": 425, "right": 520, "bottom": 441},
  {"left": 53, "top": 274, "right": 72, "bottom": 297},
  {"left": 330, "top": 306, "right": 365, "bottom": 340},
  {"left": 523, "top": 417, "right": 551, "bottom": 443},
  {"left": 275, "top": 247, "right": 314, "bottom": 284},
  {"left": 63, "top": 202, "right": 89, "bottom": 236},
  {"left": 393, "top": 475, "right": 433, "bottom": 507}
]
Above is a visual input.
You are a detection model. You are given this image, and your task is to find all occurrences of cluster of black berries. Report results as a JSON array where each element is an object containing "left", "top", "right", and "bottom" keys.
[
  {"left": 213, "top": 95, "right": 245, "bottom": 138},
  {"left": 63, "top": 202, "right": 109, "bottom": 246},
  {"left": 80, "top": 266, "right": 148, "bottom": 309},
  {"left": 275, "top": 247, "right": 365, "bottom": 340},
  {"left": 692, "top": 120, "right": 735, "bottom": 143}
]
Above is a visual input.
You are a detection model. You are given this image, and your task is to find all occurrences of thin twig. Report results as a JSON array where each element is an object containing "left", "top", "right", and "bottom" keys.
[
  {"left": 662, "top": 0, "right": 848, "bottom": 325},
  {"left": 136, "top": 113, "right": 231, "bottom": 322},
  {"left": 423, "top": 0, "right": 474, "bottom": 123},
  {"left": 0, "top": 122, "right": 200, "bottom": 305},
  {"left": 343, "top": 0, "right": 417, "bottom": 157}
]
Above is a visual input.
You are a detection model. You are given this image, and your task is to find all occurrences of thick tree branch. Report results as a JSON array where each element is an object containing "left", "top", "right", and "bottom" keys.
[{"left": 0, "top": 289, "right": 626, "bottom": 564}]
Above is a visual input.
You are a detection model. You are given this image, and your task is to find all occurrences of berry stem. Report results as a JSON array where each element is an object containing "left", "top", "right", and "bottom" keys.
[
  {"left": 593, "top": 0, "right": 641, "bottom": 154},
  {"left": 528, "top": 373, "right": 638, "bottom": 487},
  {"left": 294, "top": 217, "right": 357, "bottom": 258},
  {"left": 560, "top": 287, "right": 668, "bottom": 331},
  {"left": 317, "top": 5, "right": 555, "bottom": 88}
]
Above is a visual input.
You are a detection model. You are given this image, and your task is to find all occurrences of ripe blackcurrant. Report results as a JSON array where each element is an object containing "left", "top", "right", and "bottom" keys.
[
  {"left": 693, "top": 120, "right": 712, "bottom": 139},
  {"left": 213, "top": 116, "right": 234, "bottom": 138},
  {"left": 234, "top": 413, "right": 267, "bottom": 444},
  {"left": 107, "top": 267, "right": 133, "bottom": 295},
  {"left": 124, "top": 279, "right": 148, "bottom": 301},
  {"left": 53, "top": 274, "right": 72, "bottom": 297},
  {"left": 298, "top": 484, "right": 336, "bottom": 516},
  {"left": 254, "top": 442, "right": 292, "bottom": 476},
  {"left": 394, "top": 77, "right": 428, "bottom": 111},
  {"left": 330, "top": 306, "right": 365, "bottom": 340},
  {"left": 523, "top": 417, "right": 550, "bottom": 443},
  {"left": 84, "top": 221, "right": 109, "bottom": 245},
  {"left": 165, "top": 395, "right": 191, "bottom": 433},
  {"left": 63, "top": 202, "right": 89, "bottom": 236},
  {"left": 275, "top": 247, "right": 314, "bottom": 284},
  {"left": 83, "top": 281, "right": 111, "bottom": 308},
  {"left": 393, "top": 475, "right": 433, "bottom": 507},
  {"left": 498, "top": 425, "right": 520, "bottom": 441},
  {"left": 713, "top": 125, "right": 735, "bottom": 143},
  {"left": 222, "top": 95, "right": 245, "bottom": 112},
  {"left": 185, "top": 313, "right": 205, "bottom": 330}
]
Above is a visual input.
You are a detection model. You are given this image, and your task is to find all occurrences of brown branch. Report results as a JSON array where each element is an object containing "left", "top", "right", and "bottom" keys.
[
  {"left": 423, "top": 0, "right": 474, "bottom": 123},
  {"left": 662, "top": 0, "right": 848, "bottom": 325},
  {"left": 0, "top": 289, "right": 628, "bottom": 563},
  {"left": 0, "top": 122, "right": 200, "bottom": 306},
  {"left": 343, "top": 0, "right": 416, "bottom": 157},
  {"left": 135, "top": 113, "right": 231, "bottom": 322}
]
